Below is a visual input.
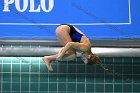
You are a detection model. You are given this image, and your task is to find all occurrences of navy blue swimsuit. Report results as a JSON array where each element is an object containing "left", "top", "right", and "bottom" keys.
[{"left": 60, "top": 24, "right": 83, "bottom": 42}]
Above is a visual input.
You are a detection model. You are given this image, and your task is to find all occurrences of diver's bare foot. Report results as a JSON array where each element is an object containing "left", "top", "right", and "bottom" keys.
[{"left": 43, "top": 57, "right": 53, "bottom": 71}]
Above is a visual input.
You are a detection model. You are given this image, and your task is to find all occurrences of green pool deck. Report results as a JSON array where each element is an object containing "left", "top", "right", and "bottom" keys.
[{"left": 0, "top": 57, "right": 140, "bottom": 93}]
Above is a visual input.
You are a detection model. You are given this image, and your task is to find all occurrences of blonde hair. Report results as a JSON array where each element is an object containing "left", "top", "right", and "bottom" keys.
[{"left": 87, "top": 53, "right": 101, "bottom": 65}]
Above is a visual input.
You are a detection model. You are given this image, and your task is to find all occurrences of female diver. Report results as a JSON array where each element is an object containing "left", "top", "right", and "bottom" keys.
[{"left": 43, "top": 24, "right": 101, "bottom": 71}]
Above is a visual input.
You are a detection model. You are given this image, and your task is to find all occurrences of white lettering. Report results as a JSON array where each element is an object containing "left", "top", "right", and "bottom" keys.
[
  {"left": 3, "top": 0, "right": 14, "bottom": 12},
  {"left": 3, "top": 0, "right": 54, "bottom": 12},
  {"left": 29, "top": 0, "right": 40, "bottom": 12},
  {"left": 41, "top": 0, "right": 54, "bottom": 12},
  {"left": 15, "top": 0, "right": 28, "bottom": 12}
]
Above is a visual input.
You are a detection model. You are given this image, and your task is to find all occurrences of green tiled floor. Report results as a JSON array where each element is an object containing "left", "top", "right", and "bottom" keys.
[{"left": 0, "top": 57, "right": 140, "bottom": 93}]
